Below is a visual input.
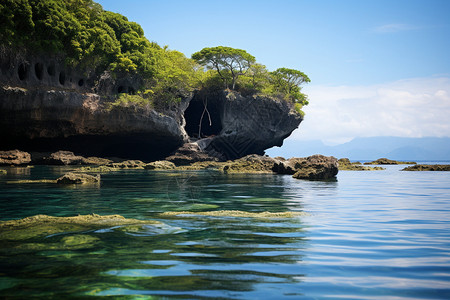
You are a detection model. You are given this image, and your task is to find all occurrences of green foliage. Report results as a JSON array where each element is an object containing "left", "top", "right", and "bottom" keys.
[
  {"left": 294, "top": 103, "right": 305, "bottom": 117},
  {"left": 106, "top": 93, "right": 152, "bottom": 111},
  {"left": 148, "top": 49, "right": 202, "bottom": 110},
  {"left": 0, "top": 0, "right": 160, "bottom": 76},
  {"left": 1, "top": 1, "right": 311, "bottom": 111},
  {"left": 192, "top": 46, "right": 256, "bottom": 89},
  {"left": 270, "top": 67, "right": 311, "bottom": 105}
]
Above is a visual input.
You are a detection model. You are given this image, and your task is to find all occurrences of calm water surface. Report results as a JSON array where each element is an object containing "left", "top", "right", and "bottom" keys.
[{"left": 0, "top": 165, "right": 449, "bottom": 299}]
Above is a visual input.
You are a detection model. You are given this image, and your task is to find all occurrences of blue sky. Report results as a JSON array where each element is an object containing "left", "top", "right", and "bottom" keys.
[{"left": 97, "top": 0, "right": 450, "bottom": 148}]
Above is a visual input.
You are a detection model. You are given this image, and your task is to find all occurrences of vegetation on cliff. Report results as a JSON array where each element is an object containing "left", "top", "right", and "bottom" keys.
[
  {"left": 191, "top": 46, "right": 310, "bottom": 113},
  {"left": 1, "top": 0, "right": 309, "bottom": 112}
]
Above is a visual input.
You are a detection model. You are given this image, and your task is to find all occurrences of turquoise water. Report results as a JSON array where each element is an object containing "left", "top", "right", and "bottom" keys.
[{"left": 1, "top": 165, "right": 450, "bottom": 299}]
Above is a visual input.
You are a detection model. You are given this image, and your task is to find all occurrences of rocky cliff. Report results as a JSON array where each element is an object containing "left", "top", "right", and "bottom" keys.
[
  {"left": 185, "top": 90, "right": 302, "bottom": 160},
  {"left": 0, "top": 52, "right": 302, "bottom": 161}
]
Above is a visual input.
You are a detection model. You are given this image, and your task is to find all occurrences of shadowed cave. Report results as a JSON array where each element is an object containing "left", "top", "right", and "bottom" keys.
[{"left": 184, "top": 94, "right": 223, "bottom": 139}]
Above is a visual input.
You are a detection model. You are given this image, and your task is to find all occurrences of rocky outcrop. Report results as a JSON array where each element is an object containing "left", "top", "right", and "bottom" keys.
[
  {"left": 401, "top": 164, "right": 450, "bottom": 171},
  {"left": 39, "top": 150, "right": 85, "bottom": 165},
  {"left": 30, "top": 151, "right": 112, "bottom": 165},
  {"left": 274, "top": 155, "right": 339, "bottom": 180},
  {"left": 221, "top": 155, "right": 279, "bottom": 174},
  {"left": 165, "top": 142, "right": 219, "bottom": 165},
  {"left": 1, "top": 51, "right": 302, "bottom": 161},
  {"left": 338, "top": 158, "right": 385, "bottom": 171},
  {"left": 364, "top": 158, "right": 416, "bottom": 165},
  {"left": 0, "top": 149, "right": 31, "bottom": 165},
  {"left": 144, "top": 160, "right": 176, "bottom": 170},
  {"left": 107, "top": 160, "right": 146, "bottom": 169},
  {"left": 184, "top": 90, "right": 302, "bottom": 160}
]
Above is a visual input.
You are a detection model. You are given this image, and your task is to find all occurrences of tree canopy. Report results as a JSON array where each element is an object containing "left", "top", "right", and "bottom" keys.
[
  {"left": 191, "top": 46, "right": 255, "bottom": 89},
  {"left": 1, "top": 1, "right": 310, "bottom": 114}
]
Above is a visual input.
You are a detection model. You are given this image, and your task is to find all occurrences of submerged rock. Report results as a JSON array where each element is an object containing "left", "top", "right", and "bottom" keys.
[
  {"left": 160, "top": 210, "right": 306, "bottom": 218},
  {"left": 401, "top": 164, "right": 450, "bottom": 171},
  {"left": 0, "top": 150, "right": 31, "bottom": 165},
  {"left": 56, "top": 172, "right": 100, "bottom": 184},
  {"left": 0, "top": 214, "right": 161, "bottom": 240}
]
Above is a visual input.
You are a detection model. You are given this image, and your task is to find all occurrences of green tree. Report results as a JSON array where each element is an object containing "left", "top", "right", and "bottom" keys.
[
  {"left": 191, "top": 46, "right": 256, "bottom": 89},
  {"left": 271, "top": 67, "right": 310, "bottom": 94},
  {"left": 270, "top": 67, "right": 310, "bottom": 107}
]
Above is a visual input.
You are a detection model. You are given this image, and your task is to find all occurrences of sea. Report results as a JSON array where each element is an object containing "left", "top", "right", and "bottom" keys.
[{"left": 0, "top": 163, "right": 449, "bottom": 299}]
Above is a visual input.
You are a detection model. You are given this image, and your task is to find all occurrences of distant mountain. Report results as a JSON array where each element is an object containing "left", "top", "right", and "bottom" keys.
[{"left": 266, "top": 137, "right": 450, "bottom": 161}]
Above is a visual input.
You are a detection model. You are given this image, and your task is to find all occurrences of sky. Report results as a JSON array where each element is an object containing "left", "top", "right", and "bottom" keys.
[{"left": 97, "top": 0, "right": 450, "bottom": 146}]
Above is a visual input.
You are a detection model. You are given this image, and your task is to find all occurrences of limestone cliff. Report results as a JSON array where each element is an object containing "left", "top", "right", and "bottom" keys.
[
  {"left": 185, "top": 90, "right": 302, "bottom": 160},
  {"left": 0, "top": 52, "right": 302, "bottom": 161}
]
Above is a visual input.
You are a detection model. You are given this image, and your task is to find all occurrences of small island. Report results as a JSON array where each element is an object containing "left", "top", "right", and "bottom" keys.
[{"left": 364, "top": 158, "right": 417, "bottom": 165}]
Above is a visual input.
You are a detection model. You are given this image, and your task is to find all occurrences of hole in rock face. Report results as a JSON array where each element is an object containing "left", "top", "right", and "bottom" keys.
[
  {"left": 128, "top": 87, "right": 136, "bottom": 95},
  {"left": 184, "top": 96, "right": 222, "bottom": 138},
  {"left": 34, "top": 63, "right": 44, "bottom": 80},
  {"left": 59, "top": 71, "right": 66, "bottom": 85},
  {"left": 117, "top": 86, "right": 125, "bottom": 93},
  {"left": 78, "top": 79, "right": 84, "bottom": 87},
  {"left": 47, "top": 65, "right": 55, "bottom": 76},
  {"left": 18, "top": 63, "right": 28, "bottom": 81}
]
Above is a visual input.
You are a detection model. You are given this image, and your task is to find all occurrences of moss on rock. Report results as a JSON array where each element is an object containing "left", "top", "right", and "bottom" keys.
[
  {"left": 221, "top": 155, "right": 278, "bottom": 174},
  {"left": 0, "top": 214, "right": 161, "bottom": 240}
]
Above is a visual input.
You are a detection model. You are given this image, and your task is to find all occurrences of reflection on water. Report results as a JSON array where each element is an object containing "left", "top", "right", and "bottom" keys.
[{"left": 0, "top": 166, "right": 449, "bottom": 299}]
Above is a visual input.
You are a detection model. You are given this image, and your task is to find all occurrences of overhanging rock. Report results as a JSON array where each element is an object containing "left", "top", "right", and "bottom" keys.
[{"left": 183, "top": 90, "right": 303, "bottom": 160}]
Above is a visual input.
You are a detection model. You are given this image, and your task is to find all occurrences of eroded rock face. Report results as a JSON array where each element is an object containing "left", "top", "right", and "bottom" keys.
[
  {"left": 1, "top": 51, "right": 302, "bottom": 161},
  {"left": 0, "top": 52, "right": 189, "bottom": 161},
  {"left": 184, "top": 90, "right": 302, "bottom": 160}
]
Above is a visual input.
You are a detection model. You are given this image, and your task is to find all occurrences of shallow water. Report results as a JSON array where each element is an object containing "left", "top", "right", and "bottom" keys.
[{"left": 0, "top": 165, "right": 449, "bottom": 299}]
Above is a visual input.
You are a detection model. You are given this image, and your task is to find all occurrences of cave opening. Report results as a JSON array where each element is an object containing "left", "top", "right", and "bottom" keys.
[
  {"left": 78, "top": 78, "right": 84, "bottom": 87},
  {"left": 34, "top": 63, "right": 43, "bottom": 80},
  {"left": 59, "top": 71, "right": 66, "bottom": 85},
  {"left": 184, "top": 96, "right": 222, "bottom": 139},
  {"left": 18, "top": 63, "right": 28, "bottom": 81},
  {"left": 47, "top": 65, "right": 55, "bottom": 76}
]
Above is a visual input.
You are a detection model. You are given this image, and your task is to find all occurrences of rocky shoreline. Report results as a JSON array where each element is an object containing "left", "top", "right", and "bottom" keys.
[
  {"left": 0, "top": 149, "right": 339, "bottom": 181},
  {"left": 2, "top": 150, "right": 448, "bottom": 184}
]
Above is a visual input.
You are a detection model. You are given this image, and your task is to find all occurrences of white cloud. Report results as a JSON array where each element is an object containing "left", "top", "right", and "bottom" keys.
[
  {"left": 291, "top": 77, "right": 450, "bottom": 144},
  {"left": 373, "top": 23, "right": 419, "bottom": 33}
]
